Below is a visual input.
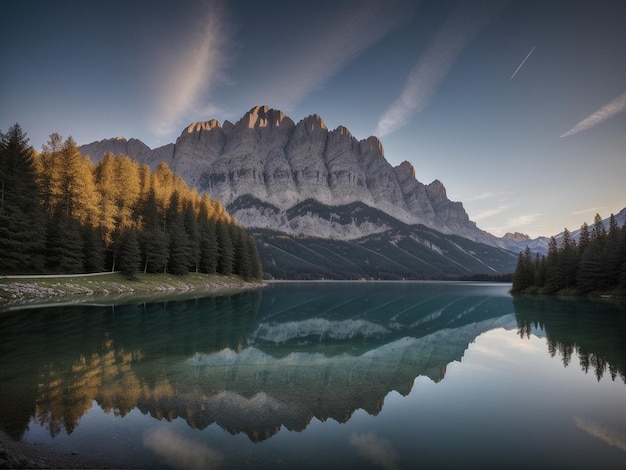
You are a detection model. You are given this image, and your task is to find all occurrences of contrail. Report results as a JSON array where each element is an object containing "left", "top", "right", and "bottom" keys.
[
  {"left": 510, "top": 46, "right": 536, "bottom": 80},
  {"left": 560, "top": 89, "right": 626, "bottom": 137}
]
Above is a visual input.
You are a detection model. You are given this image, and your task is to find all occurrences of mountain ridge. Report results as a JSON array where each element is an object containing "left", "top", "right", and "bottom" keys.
[{"left": 80, "top": 105, "right": 497, "bottom": 246}]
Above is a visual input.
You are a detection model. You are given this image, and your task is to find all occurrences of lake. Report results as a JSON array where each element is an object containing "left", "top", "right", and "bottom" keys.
[{"left": 1, "top": 281, "right": 626, "bottom": 469}]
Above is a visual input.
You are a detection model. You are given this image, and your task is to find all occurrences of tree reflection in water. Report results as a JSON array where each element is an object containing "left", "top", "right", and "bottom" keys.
[{"left": 514, "top": 296, "right": 626, "bottom": 383}]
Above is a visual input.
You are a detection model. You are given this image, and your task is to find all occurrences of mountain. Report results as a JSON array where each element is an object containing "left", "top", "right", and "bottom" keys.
[{"left": 80, "top": 105, "right": 519, "bottom": 277}]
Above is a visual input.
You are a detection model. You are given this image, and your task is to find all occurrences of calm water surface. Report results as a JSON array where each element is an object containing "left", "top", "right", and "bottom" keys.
[{"left": 1, "top": 282, "right": 626, "bottom": 469}]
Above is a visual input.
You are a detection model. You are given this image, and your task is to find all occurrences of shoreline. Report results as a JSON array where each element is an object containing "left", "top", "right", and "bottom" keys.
[
  {"left": 0, "top": 272, "right": 265, "bottom": 311},
  {"left": 0, "top": 429, "right": 112, "bottom": 469}
]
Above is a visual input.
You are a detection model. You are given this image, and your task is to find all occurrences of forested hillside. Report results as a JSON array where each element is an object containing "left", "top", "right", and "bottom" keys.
[
  {"left": 511, "top": 214, "right": 626, "bottom": 296},
  {"left": 0, "top": 124, "right": 262, "bottom": 280}
]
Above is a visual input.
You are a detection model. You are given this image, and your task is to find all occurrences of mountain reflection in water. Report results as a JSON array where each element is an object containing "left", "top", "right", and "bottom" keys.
[{"left": 1, "top": 282, "right": 625, "bottom": 447}]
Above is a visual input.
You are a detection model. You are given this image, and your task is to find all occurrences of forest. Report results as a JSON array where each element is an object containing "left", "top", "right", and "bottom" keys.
[
  {"left": 511, "top": 213, "right": 626, "bottom": 296},
  {"left": 0, "top": 123, "right": 263, "bottom": 280}
]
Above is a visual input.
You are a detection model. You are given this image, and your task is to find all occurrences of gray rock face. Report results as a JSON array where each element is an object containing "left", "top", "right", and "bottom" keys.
[
  {"left": 79, "top": 105, "right": 495, "bottom": 244},
  {"left": 80, "top": 137, "right": 151, "bottom": 164}
]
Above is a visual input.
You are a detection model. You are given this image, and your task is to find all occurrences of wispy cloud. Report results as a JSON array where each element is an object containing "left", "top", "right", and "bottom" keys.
[
  {"left": 465, "top": 191, "right": 509, "bottom": 202},
  {"left": 375, "top": 1, "right": 504, "bottom": 137},
  {"left": 250, "top": 0, "right": 414, "bottom": 111},
  {"left": 149, "top": 0, "right": 233, "bottom": 138},
  {"left": 483, "top": 212, "right": 543, "bottom": 236},
  {"left": 560, "top": 89, "right": 626, "bottom": 138},
  {"left": 506, "top": 213, "right": 542, "bottom": 227},
  {"left": 571, "top": 206, "right": 605, "bottom": 216},
  {"left": 473, "top": 205, "right": 509, "bottom": 221}
]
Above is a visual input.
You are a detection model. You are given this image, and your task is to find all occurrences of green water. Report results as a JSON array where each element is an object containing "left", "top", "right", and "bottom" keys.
[{"left": 1, "top": 282, "right": 625, "bottom": 469}]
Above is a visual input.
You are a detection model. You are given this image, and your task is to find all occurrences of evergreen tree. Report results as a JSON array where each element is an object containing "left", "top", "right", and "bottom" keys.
[
  {"left": 577, "top": 241, "right": 606, "bottom": 294},
  {"left": 619, "top": 218, "right": 626, "bottom": 289},
  {"left": 556, "top": 228, "right": 578, "bottom": 289},
  {"left": 0, "top": 124, "right": 46, "bottom": 273},
  {"left": 246, "top": 233, "right": 263, "bottom": 280},
  {"left": 216, "top": 221, "right": 234, "bottom": 275},
  {"left": 578, "top": 222, "right": 590, "bottom": 255},
  {"left": 232, "top": 225, "right": 252, "bottom": 279},
  {"left": 183, "top": 199, "right": 201, "bottom": 272},
  {"left": 604, "top": 214, "right": 622, "bottom": 288},
  {"left": 45, "top": 212, "right": 84, "bottom": 273},
  {"left": 591, "top": 213, "right": 606, "bottom": 245},
  {"left": 166, "top": 192, "right": 191, "bottom": 275},
  {"left": 543, "top": 237, "right": 560, "bottom": 293},
  {"left": 139, "top": 187, "right": 169, "bottom": 273},
  {"left": 82, "top": 226, "right": 105, "bottom": 273},
  {"left": 198, "top": 197, "right": 219, "bottom": 274},
  {"left": 118, "top": 229, "right": 141, "bottom": 280},
  {"left": 533, "top": 253, "right": 546, "bottom": 288},
  {"left": 511, "top": 246, "right": 534, "bottom": 293}
]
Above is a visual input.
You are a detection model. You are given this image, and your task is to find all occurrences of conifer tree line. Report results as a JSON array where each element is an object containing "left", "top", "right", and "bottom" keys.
[
  {"left": 0, "top": 124, "right": 263, "bottom": 280},
  {"left": 511, "top": 213, "right": 626, "bottom": 295}
]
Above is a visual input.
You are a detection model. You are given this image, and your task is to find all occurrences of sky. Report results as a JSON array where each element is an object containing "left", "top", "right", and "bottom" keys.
[{"left": 2, "top": 0, "right": 626, "bottom": 239}]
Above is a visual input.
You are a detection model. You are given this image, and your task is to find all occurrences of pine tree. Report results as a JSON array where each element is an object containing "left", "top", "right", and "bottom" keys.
[
  {"left": 604, "top": 214, "right": 622, "bottom": 288},
  {"left": 511, "top": 246, "right": 534, "bottom": 293},
  {"left": 246, "top": 233, "right": 263, "bottom": 280},
  {"left": 556, "top": 228, "right": 578, "bottom": 290},
  {"left": 533, "top": 253, "right": 546, "bottom": 288},
  {"left": 45, "top": 212, "right": 84, "bottom": 273},
  {"left": 82, "top": 226, "right": 105, "bottom": 273},
  {"left": 618, "top": 218, "right": 626, "bottom": 289},
  {"left": 543, "top": 237, "right": 560, "bottom": 293},
  {"left": 166, "top": 192, "right": 191, "bottom": 275},
  {"left": 578, "top": 222, "right": 590, "bottom": 255},
  {"left": 232, "top": 225, "right": 252, "bottom": 279},
  {"left": 183, "top": 199, "right": 201, "bottom": 272},
  {"left": 0, "top": 124, "right": 46, "bottom": 273},
  {"left": 591, "top": 213, "right": 606, "bottom": 245},
  {"left": 198, "top": 196, "right": 219, "bottom": 274},
  {"left": 139, "top": 187, "right": 169, "bottom": 273},
  {"left": 216, "top": 221, "right": 234, "bottom": 276},
  {"left": 118, "top": 229, "right": 141, "bottom": 280},
  {"left": 577, "top": 241, "right": 606, "bottom": 294}
]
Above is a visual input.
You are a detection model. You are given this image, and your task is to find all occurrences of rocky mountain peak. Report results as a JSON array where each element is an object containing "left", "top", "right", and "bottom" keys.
[
  {"left": 334, "top": 125, "right": 352, "bottom": 136},
  {"left": 240, "top": 105, "right": 294, "bottom": 130},
  {"left": 301, "top": 114, "right": 327, "bottom": 132},
  {"left": 360, "top": 136, "right": 384, "bottom": 156},
  {"left": 504, "top": 232, "right": 531, "bottom": 241},
  {"left": 183, "top": 119, "right": 221, "bottom": 135},
  {"left": 395, "top": 161, "right": 416, "bottom": 180},
  {"left": 428, "top": 179, "right": 447, "bottom": 198}
]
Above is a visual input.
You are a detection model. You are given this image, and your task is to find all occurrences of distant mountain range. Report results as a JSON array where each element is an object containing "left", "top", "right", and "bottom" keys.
[{"left": 79, "top": 106, "right": 622, "bottom": 278}]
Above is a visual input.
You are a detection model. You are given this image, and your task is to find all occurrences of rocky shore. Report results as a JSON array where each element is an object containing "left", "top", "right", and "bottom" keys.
[{"left": 0, "top": 273, "right": 265, "bottom": 310}]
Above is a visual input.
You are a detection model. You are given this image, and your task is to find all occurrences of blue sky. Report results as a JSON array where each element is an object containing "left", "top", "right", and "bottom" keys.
[{"left": 2, "top": 0, "right": 625, "bottom": 238}]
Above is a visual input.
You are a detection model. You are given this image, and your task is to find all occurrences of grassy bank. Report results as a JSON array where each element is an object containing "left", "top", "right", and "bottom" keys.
[{"left": 0, "top": 272, "right": 264, "bottom": 310}]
